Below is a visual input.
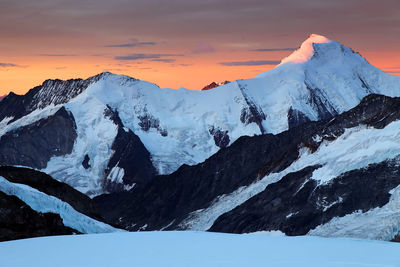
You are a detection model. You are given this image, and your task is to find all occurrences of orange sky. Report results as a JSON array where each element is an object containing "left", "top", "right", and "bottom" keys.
[
  {"left": 1, "top": 0, "right": 399, "bottom": 95},
  {"left": 1, "top": 49, "right": 399, "bottom": 95}
]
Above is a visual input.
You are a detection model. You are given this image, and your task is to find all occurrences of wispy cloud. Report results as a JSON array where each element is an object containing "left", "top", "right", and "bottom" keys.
[
  {"left": 250, "top": 48, "right": 296, "bottom": 52},
  {"left": 0, "top": 62, "right": 26, "bottom": 68},
  {"left": 115, "top": 53, "right": 183, "bottom": 61},
  {"left": 105, "top": 38, "right": 156, "bottom": 48},
  {"left": 177, "top": 63, "right": 192, "bottom": 67},
  {"left": 384, "top": 66, "right": 400, "bottom": 70},
  {"left": 192, "top": 42, "right": 215, "bottom": 54},
  {"left": 39, "top": 54, "right": 77, "bottom": 57},
  {"left": 385, "top": 71, "right": 400, "bottom": 74},
  {"left": 219, "top": 60, "right": 280, "bottom": 66},
  {"left": 105, "top": 42, "right": 156, "bottom": 48},
  {"left": 151, "top": 58, "right": 176, "bottom": 63},
  {"left": 91, "top": 53, "right": 112, "bottom": 57},
  {"left": 0, "top": 63, "right": 18, "bottom": 67}
]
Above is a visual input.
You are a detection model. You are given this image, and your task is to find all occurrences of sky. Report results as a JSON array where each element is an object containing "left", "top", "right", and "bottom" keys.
[{"left": 0, "top": 0, "right": 400, "bottom": 95}]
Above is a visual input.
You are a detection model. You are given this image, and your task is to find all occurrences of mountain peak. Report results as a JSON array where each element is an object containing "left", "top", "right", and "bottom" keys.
[
  {"left": 280, "top": 34, "right": 332, "bottom": 65},
  {"left": 201, "top": 81, "right": 230, "bottom": 91}
]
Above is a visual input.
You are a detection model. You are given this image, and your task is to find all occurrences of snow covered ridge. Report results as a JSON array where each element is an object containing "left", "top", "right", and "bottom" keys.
[
  {"left": 181, "top": 99, "right": 400, "bottom": 239},
  {"left": 100, "top": 94, "right": 400, "bottom": 241},
  {"left": 1, "top": 232, "right": 400, "bottom": 267},
  {"left": 0, "top": 176, "right": 119, "bottom": 234},
  {"left": 309, "top": 183, "right": 400, "bottom": 240},
  {"left": 1, "top": 34, "right": 400, "bottom": 196}
]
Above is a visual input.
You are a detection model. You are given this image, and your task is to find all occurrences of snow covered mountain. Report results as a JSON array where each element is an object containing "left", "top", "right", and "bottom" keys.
[
  {"left": 1, "top": 34, "right": 400, "bottom": 196},
  {"left": 95, "top": 94, "right": 400, "bottom": 241}
]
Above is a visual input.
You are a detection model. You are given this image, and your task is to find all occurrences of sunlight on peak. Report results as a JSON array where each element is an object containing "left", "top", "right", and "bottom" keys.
[{"left": 280, "top": 34, "right": 332, "bottom": 65}]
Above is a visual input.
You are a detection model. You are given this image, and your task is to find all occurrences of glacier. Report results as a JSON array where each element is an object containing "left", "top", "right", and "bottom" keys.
[{"left": 0, "top": 176, "right": 119, "bottom": 234}]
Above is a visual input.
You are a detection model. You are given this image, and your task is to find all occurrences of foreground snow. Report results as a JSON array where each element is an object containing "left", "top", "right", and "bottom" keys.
[{"left": 1, "top": 231, "right": 400, "bottom": 267}]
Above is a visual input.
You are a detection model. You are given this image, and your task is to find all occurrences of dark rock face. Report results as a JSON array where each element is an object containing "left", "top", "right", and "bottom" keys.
[
  {"left": 392, "top": 235, "right": 400, "bottom": 243},
  {"left": 94, "top": 94, "right": 400, "bottom": 232},
  {"left": 0, "top": 191, "right": 78, "bottom": 242},
  {"left": 238, "top": 83, "right": 267, "bottom": 134},
  {"left": 287, "top": 107, "right": 311, "bottom": 129},
  {"left": 0, "top": 100, "right": 156, "bottom": 196},
  {"left": 201, "top": 81, "right": 230, "bottom": 91},
  {"left": 82, "top": 154, "right": 91, "bottom": 169},
  {"left": 358, "top": 75, "right": 373, "bottom": 94},
  {"left": 209, "top": 126, "right": 230, "bottom": 148},
  {"left": 94, "top": 131, "right": 298, "bottom": 230},
  {"left": 240, "top": 106, "right": 266, "bottom": 131},
  {"left": 103, "top": 107, "right": 156, "bottom": 193},
  {"left": 210, "top": 159, "right": 400, "bottom": 234},
  {"left": 138, "top": 112, "right": 167, "bottom": 136},
  {"left": 0, "top": 166, "right": 103, "bottom": 221},
  {"left": 201, "top": 82, "right": 219, "bottom": 91},
  {"left": 94, "top": 119, "right": 309, "bottom": 229},
  {"left": 0, "top": 107, "right": 77, "bottom": 169},
  {"left": 304, "top": 77, "right": 338, "bottom": 121},
  {"left": 0, "top": 72, "right": 110, "bottom": 123}
]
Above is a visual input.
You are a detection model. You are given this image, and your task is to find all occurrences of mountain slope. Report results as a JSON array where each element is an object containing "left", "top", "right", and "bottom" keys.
[
  {"left": 94, "top": 94, "right": 400, "bottom": 241},
  {"left": 1, "top": 34, "right": 399, "bottom": 196},
  {"left": 0, "top": 166, "right": 102, "bottom": 220},
  {"left": 0, "top": 167, "right": 119, "bottom": 241},
  {"left": 0, "top": 191, "right": 77, "bottom": 241}
]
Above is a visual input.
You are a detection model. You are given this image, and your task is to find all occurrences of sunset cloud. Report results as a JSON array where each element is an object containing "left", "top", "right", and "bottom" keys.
[
  {"left": 192, "top": 42, "right": 215, "bottom": 54},
  {"left": 105, "top": 39, "right": 156, "bottom": 48},
  {"left": 220, "top": 60, "right": 281, "bottom": 66},
  {"left": 151, "top": 59, "right": 176, "bottom": 63},
  {"left": 0, "top": 63, "right": 18, "bottom": 68},
  {"left": 115, "top": 53, "right": 183, "bottom": 61},
  {"left": 39, "top": 54, "right": 77, "bottom": 57},
  {"left": 0, "top": 62, "right": 26, "bottom": 68},
  {"left": 250, "top": 48, "right": 297, "bottom": 52}
]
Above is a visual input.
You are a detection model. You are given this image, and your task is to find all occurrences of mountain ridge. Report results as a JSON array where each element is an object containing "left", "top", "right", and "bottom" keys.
[
  {"left": 1, "top": 34, "right": 400, "bottom": 196},
  {"left": 95, "top": 94, "right": 400, "bottom": 241}
]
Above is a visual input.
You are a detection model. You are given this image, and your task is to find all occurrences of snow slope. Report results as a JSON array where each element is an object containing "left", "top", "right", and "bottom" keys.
[
  {"left": 42, "top": 96, "right": 119, "bottom": 195},
  {"left": 0, "top": 104, "right": 61, "bottom": 137},
  {"left": 181, "top": 120, "right": 400, "bottom": 233},
  {"left": 2, "top": 34, "right": 400, "bottom": 195},
  {"left": 309, "top": 184, "right": 400, "bottom": 240},
  {"left": 1, "top": 231, "right": 400, "bottom": 267},
  {"left": 0, "top": 176, "right": 119, "bottom": 234}
]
